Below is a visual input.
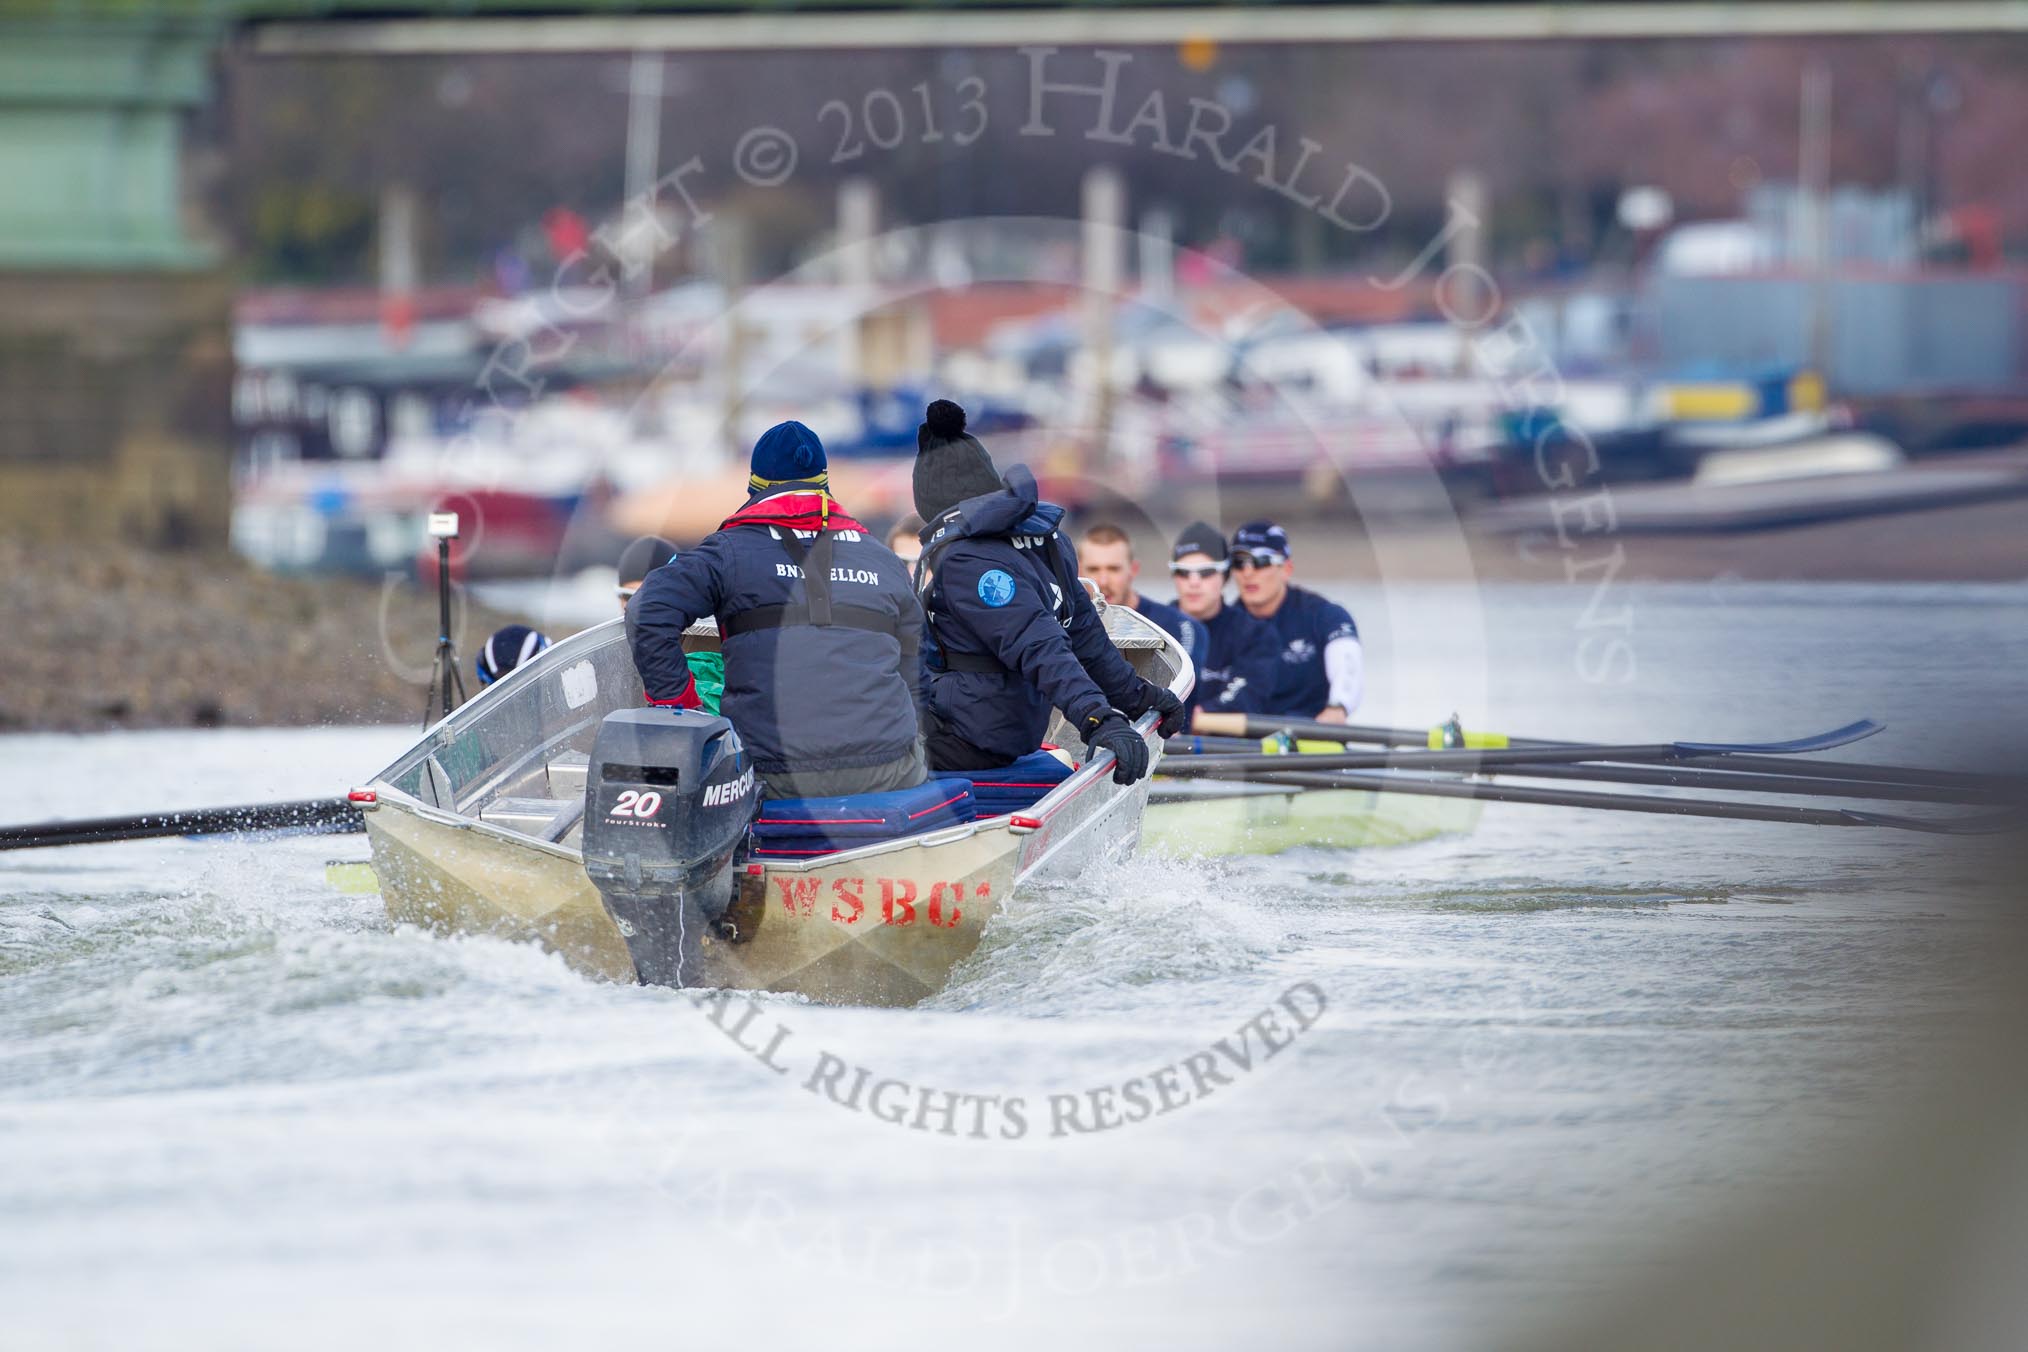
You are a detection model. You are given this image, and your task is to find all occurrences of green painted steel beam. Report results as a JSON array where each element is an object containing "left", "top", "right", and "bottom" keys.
[
  {"left": 244, "top": 1, "right": 2028, "bottom": 55},
  {"left": 0, "top": 18, "right": 220, "bottom": 268},
  {"left": 9, "top": 0, "right": 2014, "bottom": 16}
]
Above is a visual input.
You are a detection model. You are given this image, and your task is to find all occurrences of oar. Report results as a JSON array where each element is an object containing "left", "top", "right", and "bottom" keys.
[
  {"left": 1466, "top": 761, "right": 2006, "bottom": 806},
  {"left": 1157, "top": 720, "right": 1890, "bottom": 778},
  {"left": 1163, "top": 739, "right": 2006, "bottom": 805},
  {"left": 1184, "top": 768, "right": 2024, "bottom": 835},
  {"left": 0, "top": 797, "right": 364, "bottom": 852},
  {"left": 1193, "top": 712, "right": 2009, "bottom": 792}
]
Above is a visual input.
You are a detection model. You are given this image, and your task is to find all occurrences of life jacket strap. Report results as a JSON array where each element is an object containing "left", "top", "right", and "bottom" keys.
[
  {"left": 721, "top": 603, "right": 902, "bottom": 640},
  {"left": 774, "top": 529, "right": 837, "bottom": 627},
  {"left": 933, "top": 650, "right": 1006, "bottom": 674}
]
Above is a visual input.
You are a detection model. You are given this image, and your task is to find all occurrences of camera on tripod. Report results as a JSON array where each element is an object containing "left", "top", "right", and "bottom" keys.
[{"left": 424, "top": 509, "right": 467, "bottom": 726}]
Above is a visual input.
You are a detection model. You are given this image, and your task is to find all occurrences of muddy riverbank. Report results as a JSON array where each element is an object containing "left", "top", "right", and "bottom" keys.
[{"left": 0, "top": 536, "right": 539, "bottom": 732}]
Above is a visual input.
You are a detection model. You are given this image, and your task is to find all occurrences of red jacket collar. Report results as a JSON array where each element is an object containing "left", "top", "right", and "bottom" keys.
[{"left": 721, "top": 490, "right": 867, "bottom": 534}]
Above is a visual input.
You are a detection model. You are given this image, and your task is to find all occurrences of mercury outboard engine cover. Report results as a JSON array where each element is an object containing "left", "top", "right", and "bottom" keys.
[{"left": 582, "top": 707, "right": 758, "bottom": 985}]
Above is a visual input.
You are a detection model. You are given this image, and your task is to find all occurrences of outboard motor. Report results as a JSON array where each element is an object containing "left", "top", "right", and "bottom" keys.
[{"left": 581, "top": 707, "right": 759, "bottom": 985}]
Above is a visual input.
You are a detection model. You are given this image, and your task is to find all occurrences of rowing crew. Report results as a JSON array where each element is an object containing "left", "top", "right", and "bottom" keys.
[{"left": 1076, "top": 519, "right": 1360, "bottom": 726}]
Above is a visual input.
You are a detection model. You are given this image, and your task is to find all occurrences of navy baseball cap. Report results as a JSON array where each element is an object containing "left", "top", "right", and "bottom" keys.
[{"left": 1232, "top": 521, "right": 1290, "bottom": 561}]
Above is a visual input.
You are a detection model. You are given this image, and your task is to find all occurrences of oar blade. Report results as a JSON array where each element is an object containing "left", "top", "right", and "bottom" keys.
[
  {"left": 1671, "top": 720, "right": 1885, "bottom": 756},
  {"left": 1836, "top": 806, "right": 2028, "bottom": 836}
]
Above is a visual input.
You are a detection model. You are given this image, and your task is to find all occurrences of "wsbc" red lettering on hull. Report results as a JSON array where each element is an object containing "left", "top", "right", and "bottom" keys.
[{"left": 772, "top": 876, "right": 987, "bottom": 928}]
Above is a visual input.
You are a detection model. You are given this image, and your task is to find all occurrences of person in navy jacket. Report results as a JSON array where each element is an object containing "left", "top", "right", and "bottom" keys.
[
  {"left": 1166, "top": 522, "right": 1277, "bottom": 725},
  {"left": 629, "top": 420, "right": 926, "bottom": 798},
  {"left": 912, "top": 401, "right": 1183, "bottom": 784},
  {"left": 1230, "top": 520, "right": 1362, "bottom": 721}
]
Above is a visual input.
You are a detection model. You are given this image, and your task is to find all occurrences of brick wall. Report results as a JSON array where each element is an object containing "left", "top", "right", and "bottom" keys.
[{"left": 0, "top": 270, "right": 232, "bottom": 548}]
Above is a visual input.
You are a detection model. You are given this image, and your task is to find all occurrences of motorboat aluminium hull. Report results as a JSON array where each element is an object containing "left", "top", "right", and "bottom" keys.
[
  {"left": 363, "top": 736, "right": 1155, "bottom": 1006},
  {"left": 1141, "top": 778, "right": 1483, "bottom": 857},
  {"left": 360, "top": 604, "right": 1189, "bottom": 1007},
  {"left": 365, "top": 800, "right": 638, "bottom": 982}
]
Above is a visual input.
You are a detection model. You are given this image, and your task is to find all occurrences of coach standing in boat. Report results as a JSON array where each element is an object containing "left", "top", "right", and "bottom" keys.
[
  {"left": 912, "top": 400, "right": 1182, "bottom": 784},
  {"left": 1229, "top": 520, "right": 1362, "bottom": 722},
  {"left": 629, "top": 420, "right": 926, "bottom": 798},
  {"left": 1168, "top": 522, "right": 1277, "bottom": 724}
]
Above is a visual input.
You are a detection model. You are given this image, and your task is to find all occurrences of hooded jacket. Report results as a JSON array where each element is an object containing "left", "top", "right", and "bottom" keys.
[
  {"left": 916, "top": 466, "right": 1144, "bottom": 764},
  {"left": 629, "top": 485, "right": 921, "bottom": 776}
]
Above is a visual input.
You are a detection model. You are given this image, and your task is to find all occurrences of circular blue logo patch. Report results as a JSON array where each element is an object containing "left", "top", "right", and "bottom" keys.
[{"left": 977, "top": 569, "right": 1017, "bottom": 607}]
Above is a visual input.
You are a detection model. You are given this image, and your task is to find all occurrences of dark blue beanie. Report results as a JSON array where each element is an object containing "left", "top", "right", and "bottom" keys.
[{"left": 749, "top": 420, "right": 827, "bottom": 492}]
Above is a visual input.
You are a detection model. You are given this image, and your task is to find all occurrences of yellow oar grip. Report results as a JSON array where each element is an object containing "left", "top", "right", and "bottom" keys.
[
  {"left": 1255, "top": 736, "right": 1352, "bottom": 756},
  {"left": 1427, "top": 728, "right": 1509, "bottom": 749}
]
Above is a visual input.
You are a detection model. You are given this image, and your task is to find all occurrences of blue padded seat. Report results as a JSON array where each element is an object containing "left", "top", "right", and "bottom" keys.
[
  {"left": 753, "top": 779, "right": 977, "bottom": 858},
  {"left": 948, "top": 749, "right": 1077, "bottom": 818}
]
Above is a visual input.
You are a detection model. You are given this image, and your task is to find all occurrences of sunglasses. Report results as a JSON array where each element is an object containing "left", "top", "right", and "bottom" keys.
[
  {"left": 616, "top": 585, "right": 638, "bottom": 602},
  {"left": 1230, "top": 550, "right": 1287, "bottom": 571},
  {"left": 1170, "top": 562, "right": 1228, "bottom": 580}
]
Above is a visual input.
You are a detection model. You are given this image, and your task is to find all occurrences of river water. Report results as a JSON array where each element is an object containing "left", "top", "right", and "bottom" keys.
[{"left": 2, "top": 582, "right": 2023, "bottom": 1350}]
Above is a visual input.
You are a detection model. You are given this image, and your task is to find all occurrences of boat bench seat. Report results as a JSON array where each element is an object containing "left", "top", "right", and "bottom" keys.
[
  {"left": 942, "top": 749, "right": 1076, "bottom": 818},
  {"left": 752, "top": 779, "right": 977, "bottom": 859},
  {"left": 546, "top": 752, "right": 590, "bottom": 799},
  {"left": 480, "top": 796, "right": 580, "bottom": 840}
]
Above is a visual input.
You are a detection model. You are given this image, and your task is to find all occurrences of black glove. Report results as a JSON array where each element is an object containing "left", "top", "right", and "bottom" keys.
[
  {"left": 1121, "top": 679, "right": 1186, "bottom": 738},
  {"left": 1086, "top": 713, "right": 1150, "bottom": 786},
  {"left": 1137, "top": 682, "right": 1187, "bottom": 739}
]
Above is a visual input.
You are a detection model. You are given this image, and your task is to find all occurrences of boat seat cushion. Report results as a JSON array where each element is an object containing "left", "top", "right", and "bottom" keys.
[
  {"left": 947, "top": 749, "right": 1077, "bottom": 817},
  {"left": 752, "top": 779, "right": 977, "bottom": 857}
]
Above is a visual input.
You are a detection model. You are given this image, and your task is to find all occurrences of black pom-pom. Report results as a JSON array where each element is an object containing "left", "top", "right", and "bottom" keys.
[{"left": 924, "top": 399, "right": 967, "bottom": 439}]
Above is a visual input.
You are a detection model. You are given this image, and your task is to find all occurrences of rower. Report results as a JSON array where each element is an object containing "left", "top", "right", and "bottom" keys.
[
  {"left": 1167, "top": 522, "right": 1276, "bottom": 724},
  {"left": 618, "top": 535, "right": 725, "bottom": 715},
  {"left": 1230, "top": 520, "right": 1362, "bottom": 722},
  {"left": 1077, "top": 522, "right": 1208, "bottom": 676},
  {"left": 911, "top": 400, "right": 1181, "bottom": 784},
  {"left": 628, "top": 420, "right": 926, "bottom": 798},
  {"left": 475, "top": 624, "right": 551, "bottom": 687}
]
